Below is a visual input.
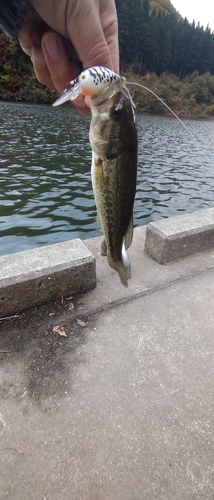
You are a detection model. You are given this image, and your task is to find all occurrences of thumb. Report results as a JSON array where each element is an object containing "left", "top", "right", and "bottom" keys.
[{"left": 66, "top": 2, "right": 113, "bottom": 70}]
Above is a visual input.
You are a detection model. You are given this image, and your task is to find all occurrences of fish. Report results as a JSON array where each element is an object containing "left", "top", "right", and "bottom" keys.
[
  {"left": 53, "top": 66, "right": 138, "bottom": 286},
  {"left": 89, "top": 78, "right": 138, "bottom": 286}
]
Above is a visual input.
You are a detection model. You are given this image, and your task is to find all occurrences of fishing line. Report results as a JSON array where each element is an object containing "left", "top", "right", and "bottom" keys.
[
  {"left": 52, "top": 64, "right": 197, "bottom": 145},
  {"left": 126, "top": 81, "right": 197, "bottom": 142}
]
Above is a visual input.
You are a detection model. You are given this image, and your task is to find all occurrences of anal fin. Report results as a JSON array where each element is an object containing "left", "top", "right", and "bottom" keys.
[{"left": 124, "top": 216, "right": 134, "bottom": 250}]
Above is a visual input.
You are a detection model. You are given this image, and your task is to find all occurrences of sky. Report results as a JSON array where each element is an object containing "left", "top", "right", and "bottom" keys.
[{"left": 172, "top": 0, "right": 214, "bottom": 32}]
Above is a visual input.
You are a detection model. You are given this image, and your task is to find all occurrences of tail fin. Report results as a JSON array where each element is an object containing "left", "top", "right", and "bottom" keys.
[{"left": 107, "top": 253, "right": 128, "bottom": 287}]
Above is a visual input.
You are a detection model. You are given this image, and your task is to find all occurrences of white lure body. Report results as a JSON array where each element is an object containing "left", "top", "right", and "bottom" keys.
[{"left": 53, "top": 66, "right": 122, "bottom": 107}]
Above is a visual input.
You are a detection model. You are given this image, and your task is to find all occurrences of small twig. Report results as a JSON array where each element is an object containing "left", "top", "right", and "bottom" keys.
[
  {"left": 0, "top": 313, "right": 19, "bottom": 322},
  {"left": 122, "top": 320, "right": 144, "bottom": 327},
  {"left": 0, "top": 349, "right": 12, "bottom": 353}
]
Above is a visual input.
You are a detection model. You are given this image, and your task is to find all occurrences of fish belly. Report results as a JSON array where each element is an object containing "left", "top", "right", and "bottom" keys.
[{"left": 91, "top": 152, "right": 132, "bottom": 287}]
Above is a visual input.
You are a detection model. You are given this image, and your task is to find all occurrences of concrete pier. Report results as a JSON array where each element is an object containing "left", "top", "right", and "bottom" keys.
[
  {"left": 1, "top": 210, "right": 214, "bottom": 499},
  {"left": 145, "top": 207, "right": 214, "bottom": 264},
  {"left": 0, "top": 239, "right": 96, "bottom": 317}
]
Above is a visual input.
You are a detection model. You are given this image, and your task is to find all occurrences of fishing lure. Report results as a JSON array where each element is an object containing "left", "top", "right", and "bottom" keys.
[
  {"left": 52, "top": 65, "right": 195, "bottom": 286},
  {"left": 53, "top": 65, "right": 195, "bottom": 140},
  {"left": 53, "top": 66, "right": 122, "bottom": 106}
]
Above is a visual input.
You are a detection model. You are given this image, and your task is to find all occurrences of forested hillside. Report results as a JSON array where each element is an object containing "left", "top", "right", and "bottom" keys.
[
  {"left": 150, "top": 0, "right": 180, "bottom": 17},
  {"left": 116, "top": 0, "right": 214, "bottom": 77},
  {"left": 0, "top": 0, "right": 214, "bottom": 117},
  {"left": 0, "top": 35, "right": 56, "bottom": 103}
]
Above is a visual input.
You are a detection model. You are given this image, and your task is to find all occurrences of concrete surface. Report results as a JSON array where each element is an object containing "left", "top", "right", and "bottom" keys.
[
  {"left": 0, "top": 239, "right": 96, "bottom": 317},
  {"left": 145, "top": 207, "right": 214, "bottom": 263},
  {"left": 1, "top": 225, "right": 214, "bottom": 499}
]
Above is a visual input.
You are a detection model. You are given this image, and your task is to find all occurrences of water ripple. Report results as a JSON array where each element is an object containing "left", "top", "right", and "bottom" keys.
[{"left": 0, "top": 102, "right": 214, "bottom": 255}]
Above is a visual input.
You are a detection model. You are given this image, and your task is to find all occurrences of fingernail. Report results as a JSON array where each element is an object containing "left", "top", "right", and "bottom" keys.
[{"left": 43, "top": 32, "right": 61, "bottom": 61}]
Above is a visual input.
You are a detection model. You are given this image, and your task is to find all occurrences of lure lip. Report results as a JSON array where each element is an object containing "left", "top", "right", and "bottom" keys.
[{"left": 52, "top": 80, "right": 81, "bottom": 107}]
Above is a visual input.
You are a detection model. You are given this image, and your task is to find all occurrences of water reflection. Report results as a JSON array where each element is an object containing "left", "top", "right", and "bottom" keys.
[{"left": 0, "top": 101, "right": 214, "bottom": 256}]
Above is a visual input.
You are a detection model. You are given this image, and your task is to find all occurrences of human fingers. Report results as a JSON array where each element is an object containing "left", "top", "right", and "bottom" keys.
[
  {"left": 65, "top": 0, "right": 116, "bottom": 71},
  {"left": 99, "top": 0, "right": 119, "bottom": 73},
  {"left": 42, "top": 31, "right": 90, "bottom": 114},
  {"left": 28, "top": 0, "right": 119, "bottom": 73},
  {"left": 19, "top": 23, "right": 55, "bottom": 89},
  {"left": 18, "top": 5, "right": 54, "bottom": 87},
  {"left": 18, "top": 5, "right": 47, "bottom": 58}
]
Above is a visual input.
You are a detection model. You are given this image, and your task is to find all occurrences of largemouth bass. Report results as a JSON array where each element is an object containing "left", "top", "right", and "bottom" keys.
[
  {"left": 89, "top": 81, "right": 138, "bottom": 286},
  {"left": 53, "top": 67, "right": 138, "bottom": 286}
]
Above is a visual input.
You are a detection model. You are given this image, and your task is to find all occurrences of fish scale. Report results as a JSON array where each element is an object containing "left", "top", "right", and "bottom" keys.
[{"left": 89, "top": 82, "right": 138, "bottom": 286}]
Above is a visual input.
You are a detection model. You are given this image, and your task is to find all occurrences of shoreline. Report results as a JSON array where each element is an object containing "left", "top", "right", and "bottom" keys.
[
  {"left": 1, "top": 207, "right": 214, "bottom": 317},
  {"left": 1, "top": 97, "right": 214, "bottom": 120}
]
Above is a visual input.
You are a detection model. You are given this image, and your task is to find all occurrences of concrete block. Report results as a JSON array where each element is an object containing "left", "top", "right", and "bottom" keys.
[
  {"left": 0, "top": 239, "right": 96, "bottom": 317},
  {"left": 144, "top": 208, "right": 214, "bottom": 264}
]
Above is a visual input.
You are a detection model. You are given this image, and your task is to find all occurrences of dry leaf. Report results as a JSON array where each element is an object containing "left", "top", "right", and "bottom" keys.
[
  {"left": 53, "top": 325, "right": 67, "bottom": 337},
  {"left": 76, "top": 319, "right": 87, "bottom": 327}
]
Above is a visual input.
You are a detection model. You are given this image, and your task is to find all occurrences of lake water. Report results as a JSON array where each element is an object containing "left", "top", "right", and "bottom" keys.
[{"left": 0, "top": 101, "right": 214, "bottom": 256}]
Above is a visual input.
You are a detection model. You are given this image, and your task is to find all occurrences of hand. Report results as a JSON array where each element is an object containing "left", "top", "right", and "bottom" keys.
[{"left": 18, "top": 0, "right": 119, "bottom": 114}]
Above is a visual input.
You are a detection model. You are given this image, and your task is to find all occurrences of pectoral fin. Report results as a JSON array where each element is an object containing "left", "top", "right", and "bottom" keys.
[
  {"left": 124, "top": 216, "right": 134, "bottom": 250},
  {"left": 101, "top": 238, "right": 107, "bottom": 256},
  {"left": 97, "top": 212, "right": 103, "bottom": 231}
]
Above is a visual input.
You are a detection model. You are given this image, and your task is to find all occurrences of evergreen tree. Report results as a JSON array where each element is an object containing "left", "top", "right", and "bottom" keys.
[{"left": 115, "top": 0, "right": 214, "bottom": 78}]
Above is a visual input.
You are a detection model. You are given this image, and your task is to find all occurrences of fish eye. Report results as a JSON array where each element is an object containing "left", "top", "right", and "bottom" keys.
[{"left": 112, "top": 107, "right": 122, "bottom": 120}]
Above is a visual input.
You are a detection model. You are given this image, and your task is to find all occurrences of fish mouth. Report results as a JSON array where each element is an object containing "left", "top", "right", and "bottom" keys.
[{"left": 90, "top": 80, "right": 126, "bottom": 109}]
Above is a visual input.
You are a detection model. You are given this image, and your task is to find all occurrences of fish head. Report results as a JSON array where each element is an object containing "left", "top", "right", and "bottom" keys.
[
  {"left": 89, "top": 84, "right": 137, "bottom": 160},
  {"left": 108, "top": 86, "right": 136, "bottom": 126}
]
